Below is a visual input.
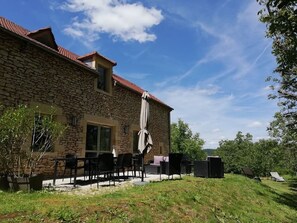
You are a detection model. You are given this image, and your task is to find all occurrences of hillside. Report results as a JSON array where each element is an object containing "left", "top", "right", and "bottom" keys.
[
  {"left": 0, "top": 174, "right": 296, "bottom": 222},
  {"left": 203, "top": 148, "right": 216, "bottom": 156}
]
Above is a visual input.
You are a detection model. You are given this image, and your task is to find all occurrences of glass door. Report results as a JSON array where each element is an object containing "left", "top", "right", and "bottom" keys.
[{"left": 85, "top": 124, "right": 112, "bottom": 157}]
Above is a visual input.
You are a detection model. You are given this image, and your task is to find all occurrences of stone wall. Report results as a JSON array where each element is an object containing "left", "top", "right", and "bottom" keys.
[{"left": 0, "top": 29, "right": 171, "bottom": 176}]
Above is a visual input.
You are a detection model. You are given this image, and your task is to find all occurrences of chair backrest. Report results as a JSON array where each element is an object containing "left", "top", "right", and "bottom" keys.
[
  {"left": 97, "top": 153, "right": 114, "bottom": 172},
  {"left": 122, "top": 153, "right": 133, "bottom": 168},
  {"left": 270, "top": 172, "right": 280, "bottom": 178},
  {"left": 134, "top": 154, "right": 142, "bottom": 166},
  {"left": 116, "top": 153, "right": 125, "bottom": 168},
  {"left": 65, "top": 154, "right": 77, "bottom": 168},
  {"left": 181, "top": 154, "right": 191, "bottom": 164},
  {"left": 242, "top": 167, "right": 254, "bottom": 178},
  {"left": 168, "top": 153, "right": 183, "bottom": 174}
]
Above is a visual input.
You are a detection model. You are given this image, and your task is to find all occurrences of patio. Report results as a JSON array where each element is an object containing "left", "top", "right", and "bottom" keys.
[{"left": 42, "top": 172, "right": 184, "bottom": 195}]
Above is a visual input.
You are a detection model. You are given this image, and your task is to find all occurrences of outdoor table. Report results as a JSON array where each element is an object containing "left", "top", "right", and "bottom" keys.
[{"left": 53, "top": 157, "right": 97, "bottom": 187}]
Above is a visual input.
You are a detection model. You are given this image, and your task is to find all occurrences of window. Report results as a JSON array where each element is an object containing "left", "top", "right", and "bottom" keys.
[
  {"left": 97, "top": 66, "right": 106, "bottom": 91},
  {"left": 31, "top": 114, "right": 53, "bottom": 152},
  {"left": 133, "top": 131, "right": 139, "bottom": 154},
  {"left": 86, "top": 124, "right": 112, "bottom": 154}
]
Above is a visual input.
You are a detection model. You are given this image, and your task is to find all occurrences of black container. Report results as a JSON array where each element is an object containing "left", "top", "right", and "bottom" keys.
[{"left": 194, "top": 161, "right": 209, "bottom": 178}]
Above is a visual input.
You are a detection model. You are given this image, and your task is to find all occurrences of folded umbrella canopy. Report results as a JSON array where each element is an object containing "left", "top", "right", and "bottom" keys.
[{"left": 138, "top": 91, "right": 153, "bottom": 181}]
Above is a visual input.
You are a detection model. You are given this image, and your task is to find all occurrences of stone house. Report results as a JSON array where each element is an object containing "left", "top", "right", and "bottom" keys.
[{"left": 0, "top": 17, "right": 172, "bottom": 176}]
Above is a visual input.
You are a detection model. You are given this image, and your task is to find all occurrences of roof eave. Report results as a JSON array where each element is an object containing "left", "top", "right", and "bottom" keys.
[{"left": 113, "top": 76, "right": 173, "bottom": 111}]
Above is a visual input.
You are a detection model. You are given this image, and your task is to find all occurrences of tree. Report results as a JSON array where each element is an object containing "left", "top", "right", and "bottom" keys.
[
  {"left": 258, "top": 0, "right": 297, "bottom": 175},
  {"left": 215, "top": 131, "right": 254, "bottom": 174},
  {"left": 258, "top": 0, "right": 297, "bottom": 116},
  {"left": 215, "top": 131, "right": 283, "bottom": 176},
  {"left": 0, "top": 105, "right": 66, "bottom": 177},
  {"left": 253, "top": 139, "right": 283, "bottom": 176},
  {"left": 171, "top": 119, "right": 206, "bottom": 161},
  {"left": 268, "top": 112, "right": 297, "bottom": 174}
]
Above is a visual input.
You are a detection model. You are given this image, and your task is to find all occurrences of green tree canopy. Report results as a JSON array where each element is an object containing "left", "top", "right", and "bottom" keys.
[
  {"left": 257, "top": 0, "right": 297, "bottom": 175},
  {"left": 215, "top": 131, "right": 283, "bottom": 176},
  {"left": 0, "top": 105, "right": 66, "bottom": 176},
  {"left": 258, "top": 0, "right": 297, "bottom": 113},
  {"left": 268, "top": 112, "right": 297, "bottom": 173},
  {"left": 171, "top": 119, "right": 206, "bottom": 161}
]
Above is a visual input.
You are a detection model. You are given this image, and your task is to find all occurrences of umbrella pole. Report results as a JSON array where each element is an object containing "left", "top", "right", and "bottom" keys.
[{"left": 141, "top": 153, "right": 144, "bottom": 182}]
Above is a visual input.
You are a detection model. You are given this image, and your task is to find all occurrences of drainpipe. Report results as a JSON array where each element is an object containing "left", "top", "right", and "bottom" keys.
[{"left": 168, "top": 111, "right": 171, "bottom": 154}]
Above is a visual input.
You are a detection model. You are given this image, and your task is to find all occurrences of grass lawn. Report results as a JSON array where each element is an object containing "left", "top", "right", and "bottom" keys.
[{"left": 0, "top": 174, "right": 296, "bottom": 222}]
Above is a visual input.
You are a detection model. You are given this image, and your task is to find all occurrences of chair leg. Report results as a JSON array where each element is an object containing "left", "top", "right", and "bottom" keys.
[
  {"left": 62, "top": 168, "right": 67, "bottom": 182},
  {"left": 113, "top": 172, "right": 115, "bottom": 186},
  {"left": 97, "top": 171, "right": 100, "bottom": 188},
  {"left": 69, "top": 169, "right": 73, "bottom": 183}
]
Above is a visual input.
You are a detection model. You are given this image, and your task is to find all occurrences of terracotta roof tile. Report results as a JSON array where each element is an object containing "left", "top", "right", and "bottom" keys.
[
  {"left": 113, "top": 74, "right": 172, "bottom": 109},
  {"left": 0, "top": 16, "right": 29, "bottom": 36},
  {"left": 0, "top": 16, "right": 171, "bottom": 110}
]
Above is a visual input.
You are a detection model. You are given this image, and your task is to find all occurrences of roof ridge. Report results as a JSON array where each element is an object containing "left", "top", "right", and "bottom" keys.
[
  {"left": 78, "top": 51, "right": 117, "bottom": 66},
  {"left": 26, "top": 26, "right": 52, "bottom": 35}
]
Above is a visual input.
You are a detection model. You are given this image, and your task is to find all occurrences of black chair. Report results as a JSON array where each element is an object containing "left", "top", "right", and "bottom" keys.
[
  {"left": 181, "top": 154, "right": 193, "bottom": 174},
  {"left": 133, "top": 154, "right": 146, "bottom": 178},
  {"left": 242, "top": 167, "right": 261, "bottom": 181},
  {"left": 122, "top": 153, "right": 133, "bottom": 178},
  {"left": 84, "top": 152, "right": 98, "bottom": 182},
  {"left": 62, "top": 154, "right": 87, "bottom": 184},
  {"left": 160, "top": 153, "right": 183, "bottom": 180},
  {"left": 96, "top": 153, "right": 115, "bottom": 187},
  {"left": 62, "top": 154, "right": 77, "bottom": 183},
  {"left": 115, "top": 153, "right": 125, "bottom": 180}
]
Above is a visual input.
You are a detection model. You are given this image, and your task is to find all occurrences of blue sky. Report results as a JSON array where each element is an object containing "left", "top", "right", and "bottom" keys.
[{"left": 0, "top": 0, "right": 278, "bottom": 148}]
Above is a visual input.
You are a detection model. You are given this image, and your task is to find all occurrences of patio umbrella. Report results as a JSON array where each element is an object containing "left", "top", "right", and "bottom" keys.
[{"left": 138, "top": 91, "right": 153, "bottom": 181}]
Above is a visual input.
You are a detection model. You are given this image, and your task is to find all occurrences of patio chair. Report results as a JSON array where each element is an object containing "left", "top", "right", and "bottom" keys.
[
  {"left": 270, "top": 172, "right": 285, "bottom": 182},
  {"left": 160, "top": 153, "right": 183, "bottom": 180},
  {"left": 133, "top": 154, "right": 146, "bottom": 178},
  {"left": 181, "top": 154, "right": 193, "bottom": 174},
  {"left": 96, "top": 153, "right": 115, "bottom": 187},
  {"left": 62, "top": 154, "right": 86, "bottom": 183},
  {"left": 115, "top": 153, "right": 125, "bottom": 180},
  {"left": 122, "top": 153, "right": 133, "bottom": 179},
  {"left": 241, "top": 167, "right": 261, "bottom": 182},
  {"left": 145, "top": 155, "right": 168, "bottom": 174},
  {"left": 62, "top": 154, "right": 76, "bottom": 183}
]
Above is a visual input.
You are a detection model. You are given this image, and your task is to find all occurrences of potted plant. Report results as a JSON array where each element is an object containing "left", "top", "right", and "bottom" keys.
[{"left": 0, "top": 105, "right": 65, "bottom": 191}]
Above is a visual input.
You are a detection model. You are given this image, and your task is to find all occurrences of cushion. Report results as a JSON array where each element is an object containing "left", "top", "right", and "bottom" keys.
[
  {"left": 153, "top": 156, "right": 164, "bottom": 165},
  {"left": 163, "top": 156, "right": 169, "bottom": 162}
]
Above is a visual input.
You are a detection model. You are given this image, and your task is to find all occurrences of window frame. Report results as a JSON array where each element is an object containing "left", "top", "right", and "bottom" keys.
[
  {"left": 31, "top": 113, "right": 54, "bottom": 152},
  {"left": 96, "top": 66, "right": 107, "bottom": 91},
  {"left": 85, "top": 124, "right": 112, "bottom": 155}
]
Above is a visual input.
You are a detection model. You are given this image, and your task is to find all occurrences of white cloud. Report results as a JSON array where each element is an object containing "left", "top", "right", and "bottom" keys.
[
  {"left": 153, "top": 85, "right": 276, "bottom": 149},
  {"left": 156, "top": 0, "right": 273, "bottom": 88},
  {"left": 60, "top": 0, "right": 163, "bottom": 43},
  {"left": 247, "top": 121, "right": 263, "bottom": 128}
]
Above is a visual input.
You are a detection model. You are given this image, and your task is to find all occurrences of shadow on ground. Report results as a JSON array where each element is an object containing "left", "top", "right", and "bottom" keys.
[{"left": 275, "top": 177, "right": 297, "bottom": 211}]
